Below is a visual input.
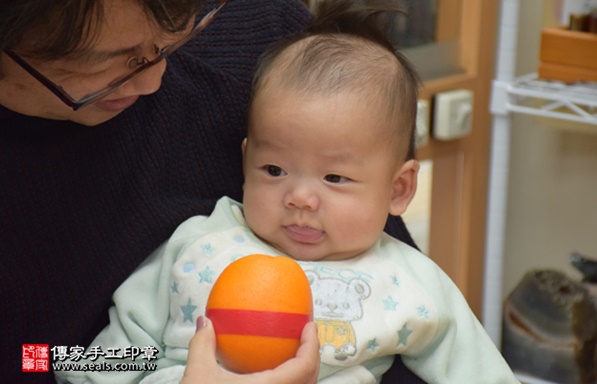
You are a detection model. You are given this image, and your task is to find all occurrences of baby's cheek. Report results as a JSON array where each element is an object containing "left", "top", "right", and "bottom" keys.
[{"left": 333, "top": 208, "right": 380, "bottom": 245}]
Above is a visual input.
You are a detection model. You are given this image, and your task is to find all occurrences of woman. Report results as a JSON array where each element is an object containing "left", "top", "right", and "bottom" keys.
[{"left": 0, "top": 0, "right": 423, "bottom": 382}]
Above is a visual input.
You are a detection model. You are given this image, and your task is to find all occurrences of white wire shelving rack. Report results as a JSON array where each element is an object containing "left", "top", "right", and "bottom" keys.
[
  {"left": 483, "top": 0, "right": 597, "bottom": 350},
  {"left": 500, "top": 73, "right": 597, "bottom": 125},
  {"left": 485, "top": 76, "right": 597, "bottom": 340}
]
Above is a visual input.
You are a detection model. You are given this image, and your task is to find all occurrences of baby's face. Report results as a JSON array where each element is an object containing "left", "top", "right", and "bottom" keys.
[{"left": 242, "top": 88, "right": 413, "bottom": 262}]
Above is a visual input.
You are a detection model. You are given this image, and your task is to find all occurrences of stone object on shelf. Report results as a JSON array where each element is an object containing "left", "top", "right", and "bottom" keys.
[
  {"left": 502, "top": 269, "right": 597, "bottom": 384},
  {"left": 570, "top": 252, "right": 597, "bottom": 283}
]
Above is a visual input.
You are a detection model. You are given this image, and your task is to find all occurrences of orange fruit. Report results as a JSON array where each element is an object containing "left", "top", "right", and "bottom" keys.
[{"left": 205, "top": 254, "right": 313, "bottom": 373}]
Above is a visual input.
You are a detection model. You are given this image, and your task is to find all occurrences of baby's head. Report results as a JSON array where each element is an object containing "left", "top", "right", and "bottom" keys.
[{"left": 242, "top": 0, "right": 420, "bottom": 262}]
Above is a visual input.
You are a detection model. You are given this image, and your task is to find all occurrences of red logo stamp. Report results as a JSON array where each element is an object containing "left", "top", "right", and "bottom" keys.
[{"left": 22, "top": 344, "right": 49, "bottom": 372}]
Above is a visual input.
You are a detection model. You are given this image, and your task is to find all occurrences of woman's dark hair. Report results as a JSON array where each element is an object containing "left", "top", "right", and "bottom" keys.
[{"left": 0, "top": 0, "right": 207, "bottom": 60}]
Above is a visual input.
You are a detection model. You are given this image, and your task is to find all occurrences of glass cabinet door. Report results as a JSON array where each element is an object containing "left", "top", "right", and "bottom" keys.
[{"left": 306, "top": 0, "right": 464, "bottom": 80}]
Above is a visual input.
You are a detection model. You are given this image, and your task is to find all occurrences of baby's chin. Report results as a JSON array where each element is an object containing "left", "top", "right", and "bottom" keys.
[
  {"left": 279, "top": 243, "right": 363, "bottom": 263},
  {"left": 256, "top": 232, "right": 364, "bottom": 262}
]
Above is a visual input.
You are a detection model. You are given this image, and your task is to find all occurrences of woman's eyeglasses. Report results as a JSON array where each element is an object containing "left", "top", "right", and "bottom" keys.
[{"left": 3, "top": 1, "right": 226, "bottom": 111}]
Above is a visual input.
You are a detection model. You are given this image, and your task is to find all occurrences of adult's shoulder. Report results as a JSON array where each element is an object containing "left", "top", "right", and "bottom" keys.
[
  {"left": 215, "top": 0, "right": 312, "bottom": 30},
  {"left": 219, "top": 0, "right": 312, "bottom": 25},
  {"left": 192, "top": 0, "right": 312, "bottom": 57},
  {"left": 176, "top": 0, "right": 312, "bottom": 95}
]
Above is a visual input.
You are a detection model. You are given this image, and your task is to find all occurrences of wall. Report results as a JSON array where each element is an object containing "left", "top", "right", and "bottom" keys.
[{"left": 501, "top": 1, "right": 597, "bottom": 298}]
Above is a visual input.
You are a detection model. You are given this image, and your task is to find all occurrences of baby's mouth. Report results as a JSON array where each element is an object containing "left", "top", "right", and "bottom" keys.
[{"left": 284, "top": 225, "right": 325, "bottom": 244}]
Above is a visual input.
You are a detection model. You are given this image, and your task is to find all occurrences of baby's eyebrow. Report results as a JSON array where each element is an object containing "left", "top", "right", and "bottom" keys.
[{"left": 320, "top": 150, "right": 364, "bottom": 165}]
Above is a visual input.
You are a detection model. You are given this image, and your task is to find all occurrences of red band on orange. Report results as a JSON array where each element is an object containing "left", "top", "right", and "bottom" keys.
[{"left": 206, "top": 308, "right": 311, "bottom": 339}]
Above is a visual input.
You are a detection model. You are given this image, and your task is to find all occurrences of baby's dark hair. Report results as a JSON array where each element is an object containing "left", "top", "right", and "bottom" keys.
[{"left": 251, "top": 0, "right": 421, "bottom": 161}]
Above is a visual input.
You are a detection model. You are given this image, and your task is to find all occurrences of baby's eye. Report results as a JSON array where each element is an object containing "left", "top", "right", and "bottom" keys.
[
  {"left": 265, "top": 165, "right": 287, "bottom": 177},
  {"left": 324, "top": 174, "right": 347, "bottom": 183}
]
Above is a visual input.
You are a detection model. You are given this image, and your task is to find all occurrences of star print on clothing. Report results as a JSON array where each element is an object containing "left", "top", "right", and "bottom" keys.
[
  {"left": 367, "top": 338, "right": 380, "bottom": 352},
  {"left": 417, "top": 305, "right": 430, "bottom": 319},
  {"left": 391, "top": 276, "right": 401, "bottom": 287},
  {"left": 397, "top": 324, "right": 412, "bottom": 346},
  {"left": 171, "top": 281, "right": 179, "bottom": 294},
  {"left": 181, "top": 298, "right": 197, "bottom": 323},
  {"left": 383, "top": 296, "right": 398, "bottom": 311},
  {"left": 198, "top": 267, "right": 214, "bottom": 283},
  {"left": 201, "top": 243, "right": 215, "bottom": 255}
]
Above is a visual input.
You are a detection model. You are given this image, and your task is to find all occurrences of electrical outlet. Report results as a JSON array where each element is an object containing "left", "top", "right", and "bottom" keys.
[{"left": 433, "top": 89, "right": 474, "bottom": 140}]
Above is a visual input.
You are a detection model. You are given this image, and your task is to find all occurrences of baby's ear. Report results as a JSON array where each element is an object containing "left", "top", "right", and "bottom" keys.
[{"left": 389, "top": 159, "right": 419, "bottom": 216}]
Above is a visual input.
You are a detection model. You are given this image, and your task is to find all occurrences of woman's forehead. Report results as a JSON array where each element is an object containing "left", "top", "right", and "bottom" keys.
[{"left": 94, "top": 0, "right": 156, "bottom": 48}]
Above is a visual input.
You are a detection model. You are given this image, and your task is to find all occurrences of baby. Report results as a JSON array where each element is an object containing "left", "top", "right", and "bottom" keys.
[{"left": 56, "top": 1, "right": 519, "bottom": 383}]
